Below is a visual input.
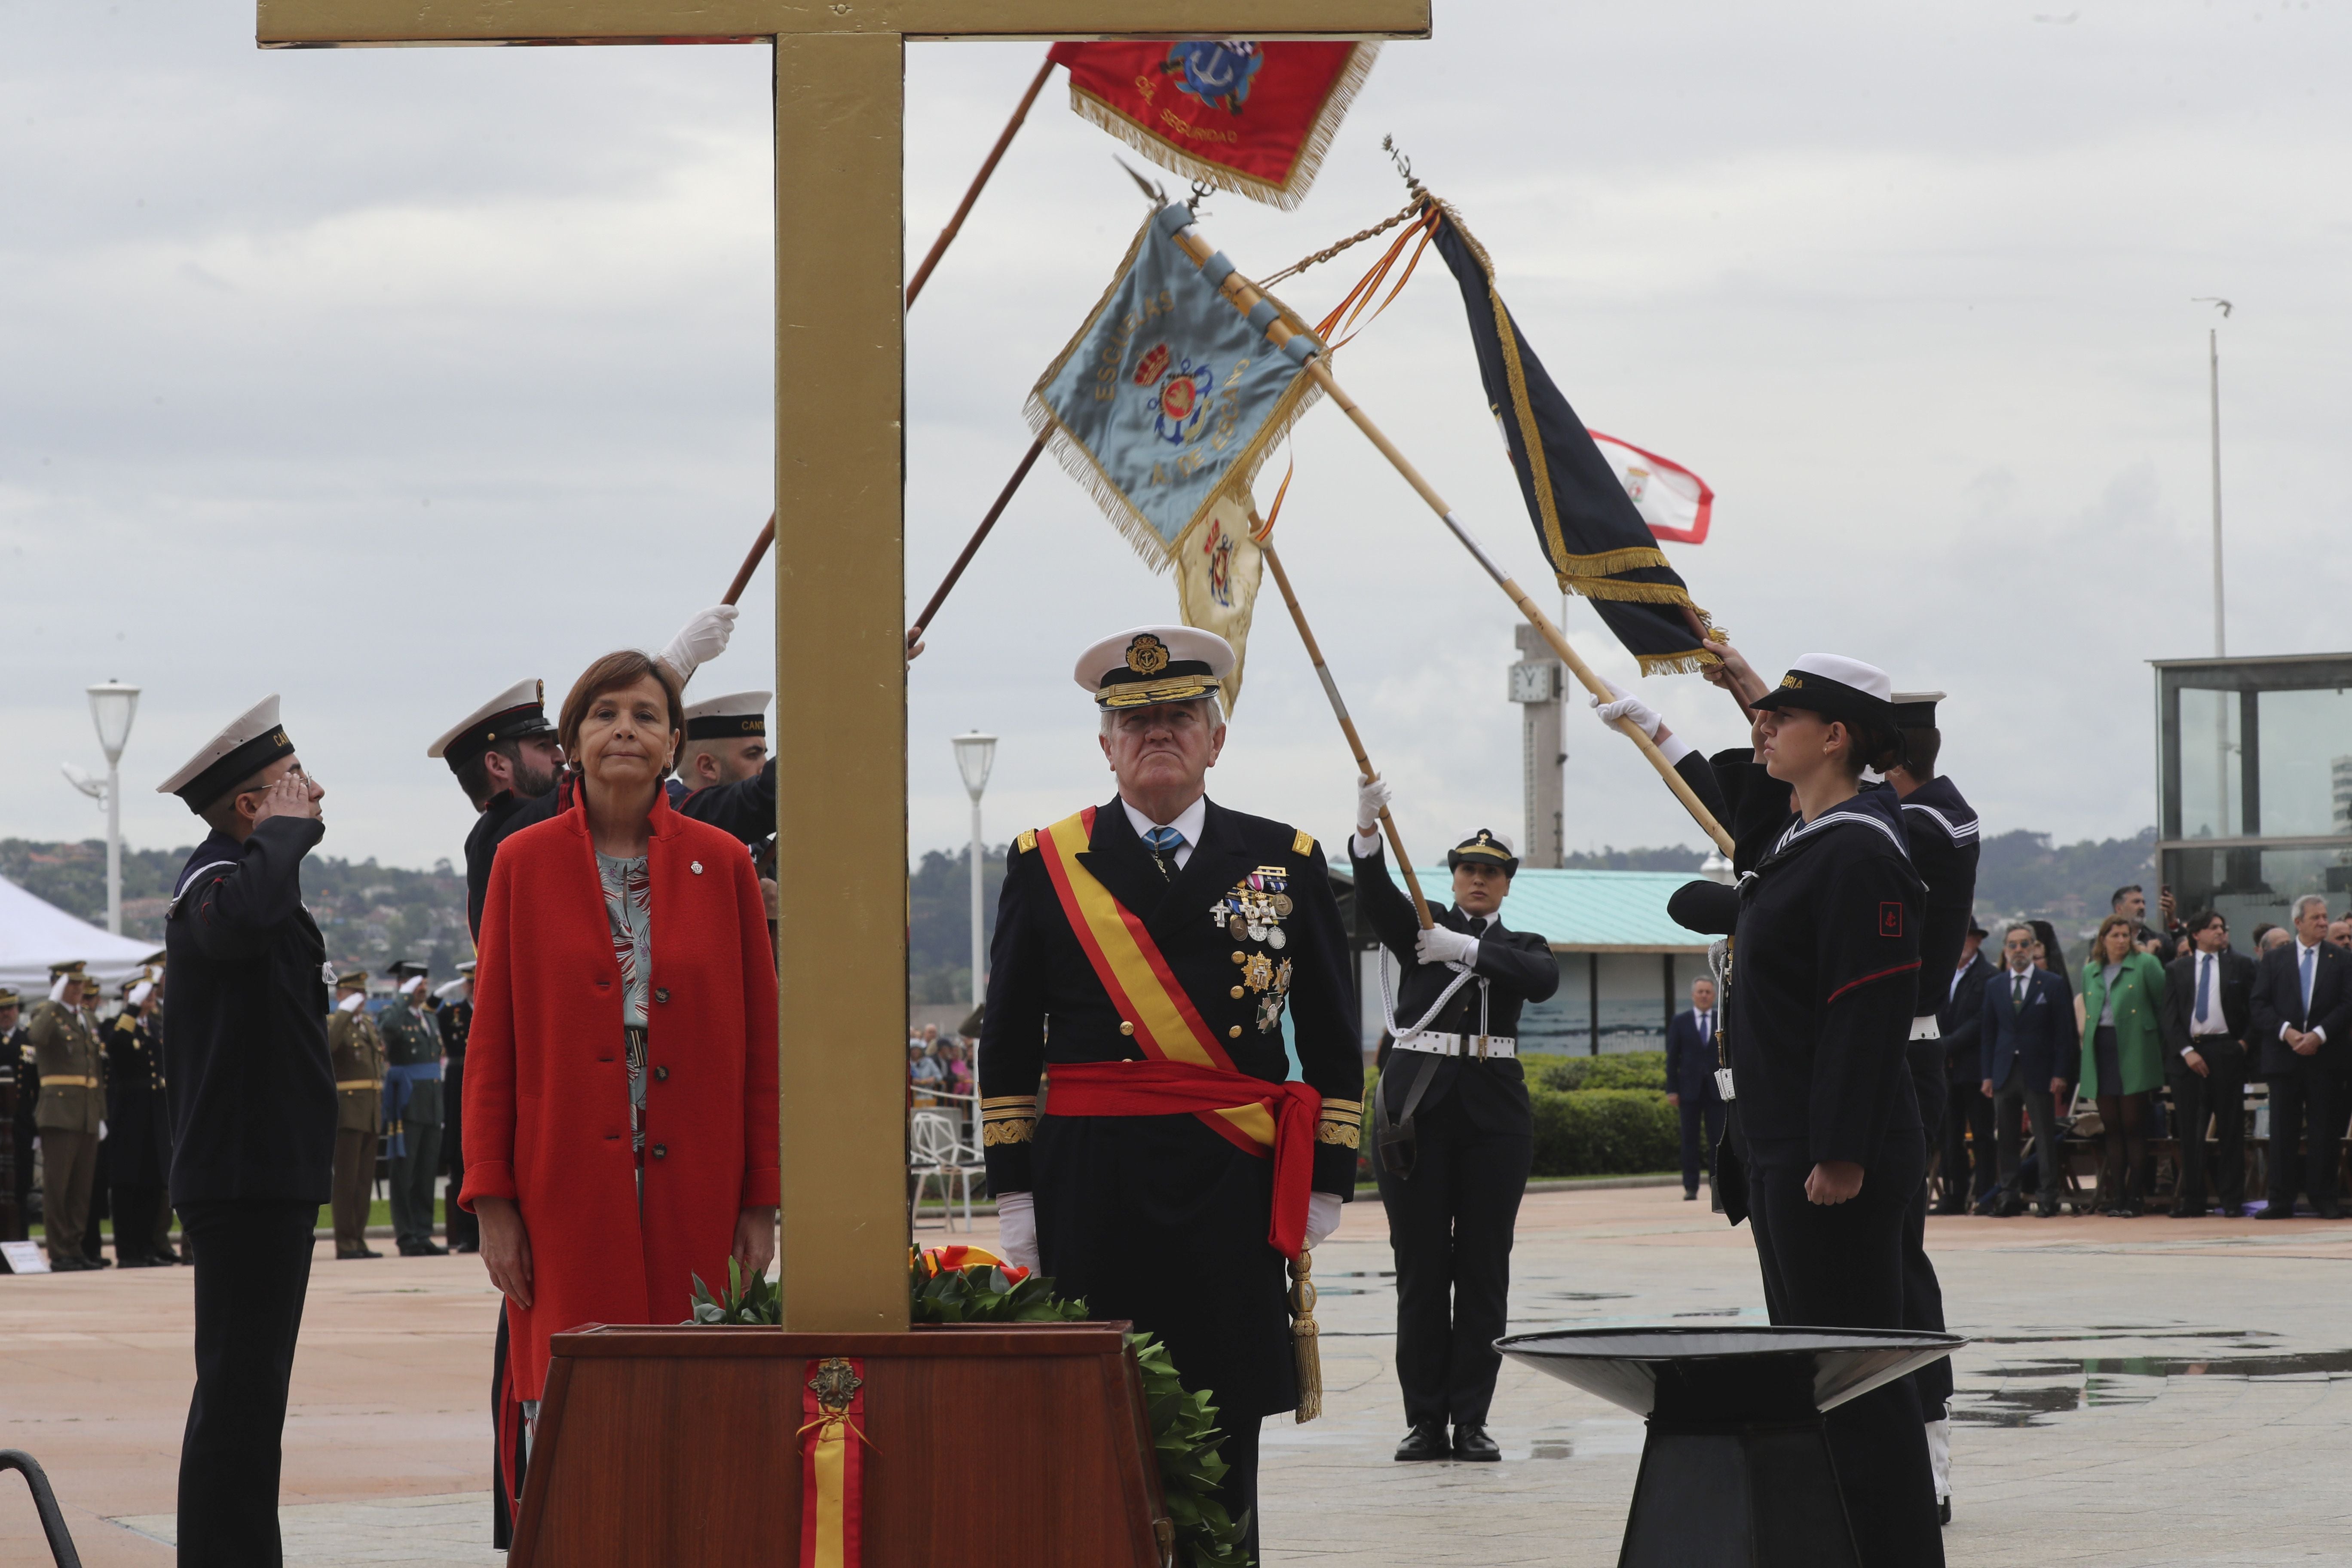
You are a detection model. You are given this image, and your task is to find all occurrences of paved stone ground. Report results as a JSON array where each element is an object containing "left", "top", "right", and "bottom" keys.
[{"left": 11, "top": 1188, "right": 2352, "bottom": 1565}]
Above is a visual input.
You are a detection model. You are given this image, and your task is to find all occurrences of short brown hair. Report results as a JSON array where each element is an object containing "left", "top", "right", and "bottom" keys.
[{"left": 558, "top": 650, "right": 686, "bottom": 759}]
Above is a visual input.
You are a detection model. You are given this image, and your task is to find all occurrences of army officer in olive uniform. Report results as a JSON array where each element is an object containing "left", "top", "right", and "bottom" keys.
[
  {"left": 1351, "top": 802, "right": 1560, "bottom": 1464},
  {"left": 328, "top": 969, "right": 387, "bottom": 1259},
  {"left": 980, "top": 627, "right": 1362, "bottom": 1559},
  {"left": 31, "top": 961, "right": 107, "bottom": 1270}
]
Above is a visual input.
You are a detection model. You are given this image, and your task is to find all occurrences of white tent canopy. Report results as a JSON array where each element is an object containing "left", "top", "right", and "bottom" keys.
[{"left": 0, "top": 874, "right": 165, "bottom": 992}]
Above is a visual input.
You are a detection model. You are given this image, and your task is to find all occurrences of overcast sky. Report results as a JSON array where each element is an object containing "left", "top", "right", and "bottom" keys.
[{"left": 4, "top": 1, "right": 2346, "bottom": 882}]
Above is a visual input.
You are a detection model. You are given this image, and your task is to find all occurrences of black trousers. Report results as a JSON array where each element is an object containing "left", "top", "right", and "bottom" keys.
[
  {"left": 1215, "top": 1416, "right": 1261, "bottom": 1562},
  {"left": 178, "top": 1199, "right": 316, "bottom": 1568},
  {"left": 2265, "top": 1054, "right": 2339, "bottom": 1211},
  {"left": 444, "top": 1057, "right": 477, "bottom": 1249},
  {"left": 1747, "top": 1136, "right": 1942, "bottom": 1568},
  {"left": 2169, "top": 1044, "right": 2247, "bottom": 1212},
  {"left": 112, "top": 1180, "right": 174, "bottom": 1261},
  {"left": 1939, "top": 1081, "right": 1994, "bottom": 1209},
  {"left": 1677, "top": 1098, "right": 1725, "bottom": 1195},
  {"left": 1373, "top": 1088, "right": 1532, "bottom": 1429},
  {"left": 1900, "top": 1057, "right": 1950, "bottom": 1417}
]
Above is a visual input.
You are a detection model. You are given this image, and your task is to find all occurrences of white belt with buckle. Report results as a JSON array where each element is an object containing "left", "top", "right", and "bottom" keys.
[{"left": 1392, "top": 1031, "right": 1516, "bottom": 1060}]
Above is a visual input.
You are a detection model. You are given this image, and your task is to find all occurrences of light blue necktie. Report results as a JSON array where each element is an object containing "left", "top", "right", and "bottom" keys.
[
  {"left": 1143, "top": 824, "right": 1185, "bottom": 879},
  {"left": 2302, "top": 943, "right": 2317, "bottom": 1015}
]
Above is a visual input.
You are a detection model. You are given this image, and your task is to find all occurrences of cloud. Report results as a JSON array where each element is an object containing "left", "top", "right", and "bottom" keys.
[{"left": 2, "top": 1, "right": 2348, "bottom": 879}]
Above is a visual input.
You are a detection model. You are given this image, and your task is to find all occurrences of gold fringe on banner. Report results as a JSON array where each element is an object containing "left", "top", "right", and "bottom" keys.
[
  {"left": 1063, "top": 43, "right": 1381, "bottom": 212},
  {"left": 1290, "top": 1251, "right": 1323, "bottom": 1424}
]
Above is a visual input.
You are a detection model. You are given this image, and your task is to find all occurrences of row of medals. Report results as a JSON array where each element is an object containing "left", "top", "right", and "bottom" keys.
[{"left": 1215, "top": 869, "right": 1295, "bottom": 1035}]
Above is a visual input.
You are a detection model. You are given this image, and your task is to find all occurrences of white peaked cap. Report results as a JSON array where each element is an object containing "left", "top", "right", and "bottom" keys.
[
  {"left": 1787, "top": 653, "right": 1892, "bottom": 701},
  {"left": 682, "top": 690, "right": 772, "bottom": 723},
  {"left": 156, "top": 695, "right": 292, "bottom": 810},
  {"left": 1072, "top": 625, "right": 1234, "bottom": 710},
  {"left": 429, "top": 677, "right": 553, "bottom": 763}
]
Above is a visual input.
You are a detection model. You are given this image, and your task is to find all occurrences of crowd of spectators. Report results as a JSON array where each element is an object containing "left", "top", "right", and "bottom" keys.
[
  {"left": 906, "top": 1021, "right": 975, "bottom": 1105},
  {"left": 1938, "top": 882, "right": 2352, "bottom": 1221}
]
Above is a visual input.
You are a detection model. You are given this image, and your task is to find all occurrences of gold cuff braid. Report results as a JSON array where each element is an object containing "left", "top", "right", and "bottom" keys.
[
  {"left": 982, "top": 1095, "right": 1038, "bottom": 1146},
  {"left": 982, "top": 1119, "right": 1036, "bottom": 1146},
  {"left": 1317, "top": 1099, "right": 1364, "bottom": 1150}
]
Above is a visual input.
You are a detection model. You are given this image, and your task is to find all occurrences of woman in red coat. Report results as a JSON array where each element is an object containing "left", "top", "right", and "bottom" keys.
[{"left": 461, "top": 649, "right": 778, "bottom": 1517}]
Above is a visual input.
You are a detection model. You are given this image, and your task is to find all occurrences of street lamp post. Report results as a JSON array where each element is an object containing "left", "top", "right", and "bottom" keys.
[
  {"left": 88, "top": 681, "right": 141, "bottom": 935},
  {"left": 2192, "top": 298, "right": 2234, "bottom": 831},
  {"left": 951, "top": 732, "right": 998, "bottom": 1013}
]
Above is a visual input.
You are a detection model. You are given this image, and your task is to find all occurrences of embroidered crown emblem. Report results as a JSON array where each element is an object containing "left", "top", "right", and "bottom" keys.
[
  {"left": 1780, "top": 674, "right": 1802, "bottom": 689},
  {"left": 1125, "top": 634, "right": 1171, "bottom": 676}
]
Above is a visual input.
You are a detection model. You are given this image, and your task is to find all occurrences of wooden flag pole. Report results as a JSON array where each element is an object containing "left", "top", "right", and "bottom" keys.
[
  {"left": 722, "top": 514, "right": 776, "bottom": 606},
  {"left": 717, "top": 58, "right": 1054, "bottom": 628},
  {"left": 905, "top": 435, "right": 1047, "bottom": 651},
  {"left": 1161, "top": 217, "right": 1737, "bottom": 858},
  {"left": 904, "top": 55, "right": 1056, "bottom": 309},
  {"left": 1261, "top": 542, "right": 1434, "bottom": 930}
]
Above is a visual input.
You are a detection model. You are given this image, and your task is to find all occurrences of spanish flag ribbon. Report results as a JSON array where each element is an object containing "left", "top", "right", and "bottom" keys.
[{"left": 797, "top": 1357, "right": 874, "bottom": 1568}]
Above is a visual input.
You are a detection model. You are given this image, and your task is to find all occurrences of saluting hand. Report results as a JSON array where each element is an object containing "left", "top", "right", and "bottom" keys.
[{"left": 251, "top": 770, "right": 322, "bottom": 825}]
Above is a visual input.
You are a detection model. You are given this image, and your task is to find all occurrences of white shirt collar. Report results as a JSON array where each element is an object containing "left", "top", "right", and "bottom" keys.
[{"left": 1121, "top": 793, "right": 1207, "bottom": 870}]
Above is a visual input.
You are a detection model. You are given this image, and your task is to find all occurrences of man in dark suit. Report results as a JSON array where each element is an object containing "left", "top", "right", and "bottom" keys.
[
  {"left": 1979, "top": 922, "right": 2078, "bottom": 1217},
  {"left": 2160, "top": 910, "right": 2256, "bottom": 1216},
  {"left": 1939, "top": 934, "right": 1997, "bottom": 1213},
  {"left": 2249, "top": 894, "right": 2352, "bottom": 1218},
  {"left": 1663, "top": 978, "right": 1726, "bottom": 1202}
]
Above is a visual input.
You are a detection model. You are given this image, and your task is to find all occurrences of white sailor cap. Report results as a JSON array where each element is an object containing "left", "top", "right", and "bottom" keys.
[
  {"left": 1073, "top": 626, "right": 1234, "bottom": 711},
  {"left": 156, "top": 695, "right": 296, "bottom": 813},
  {"left": 1751, "top": 653, "right": 1897, "bottom": 730},
  {"left": 682, "top": 690, "right": 771, "bottom": 741},
  {"left": 429, "top": 678, "right": 555, "bottom": 770},
  {"left": 1890, "top": 690, "right": 1946, "bottom": 729}
]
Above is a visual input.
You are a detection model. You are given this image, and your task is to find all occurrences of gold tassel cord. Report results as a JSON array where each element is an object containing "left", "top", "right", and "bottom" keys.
[{"left": 1291, "top": 1251, "right": 1324, "bottom": 1424}]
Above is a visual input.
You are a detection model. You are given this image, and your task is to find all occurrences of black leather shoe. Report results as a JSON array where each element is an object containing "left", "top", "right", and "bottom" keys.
[
  {"left": 48, "top": 1256, "right": 91, "bottom": 1272},
  {"left": 1682, "top": 1189, "right": 1698, "bottom": 1201},
  {"left": 1393, "top": 1423, "right": 1449, "bottom": 1462},
  {"left": 2255, "top": 1205, "right": 2297, "bottom": 1220},
  {"left": 2316, "top": 1201, "right": 2343, "bottom": 1220},
  {"left": 117, "top": 1254, "right": 168, "bottom": 1268},
  {"left": 2035, "top": 1202, "right": 2060, "bottom": 1218},
  {"left": 398, "top": 1240, "right": 449, "bottom": 1257},
  {"left": 2169, "top": 1206, "right": 2209, "bottom": 1219},
  {"left": 2220, "top": 1203, "right": 2248, "bottom": 1218},
  {"left": 1452, "top": 1424, "right": 1502, "bottom": 1462},
  {"left": 451, "top": 1242, "right": 479, "bottom": 1255},
  {"left": 1939, "top": 1498, "right": 1953, "bottom": 1526}
]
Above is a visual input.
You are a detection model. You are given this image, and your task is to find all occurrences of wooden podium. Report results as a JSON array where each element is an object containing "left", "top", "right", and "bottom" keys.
[{"left": 509, "top": 1321, "right": 1170, "bottom": 1567}]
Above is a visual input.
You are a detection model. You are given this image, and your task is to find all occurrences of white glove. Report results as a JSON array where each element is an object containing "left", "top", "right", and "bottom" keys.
[
  {"left": 995, "top": 1190, "right": 1040, "bottom": 1272},
  {"left": 98, "top": 1120, "right": 108, "bottom": 1142},
  {"left": 1415, "top": 925, "right": 1480, "bottom": 968},
  {"left": 337, "top": 992, "right": 367, "bottom": 1014},
  {"left": 658, "top": 604, "right": 740, "bottom": 683},
  {"left": 1305, "top": 1191, "right": 1343, "bottom": 1250},
  {"left": 1355, "top": 775, "right": 1393, "bottom": 836},
  {"left": 434, "top": 978, "right": 470, "bottom": 1003},
  {"left": 1593, "top": 678, "right": 1692, "bottom": 764}
]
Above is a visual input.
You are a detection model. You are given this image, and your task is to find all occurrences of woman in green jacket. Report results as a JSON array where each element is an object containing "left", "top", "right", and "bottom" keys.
[{"left": 2076, "top": 915, "right": 2169, "bottom": 1216}]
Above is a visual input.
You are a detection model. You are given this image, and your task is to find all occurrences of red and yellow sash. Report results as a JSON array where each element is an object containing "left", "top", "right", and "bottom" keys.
[{"left": 1034, "top": 808, "right": 1322, "bottom": 1259}]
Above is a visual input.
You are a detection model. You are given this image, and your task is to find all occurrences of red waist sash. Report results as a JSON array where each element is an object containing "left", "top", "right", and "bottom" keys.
[{"left": 1047, "top": 1060, "right": 1323, "bottom": 1261}]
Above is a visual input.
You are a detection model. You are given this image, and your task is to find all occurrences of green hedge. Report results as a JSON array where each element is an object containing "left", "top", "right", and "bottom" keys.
[
  {"left": 1529, "top": 1086, "right": 1679, "bottom": 1177},
  {"left": 1360, "top": 1057, "right": 1678, "bottom": 1180},
  {"left": 1536, "top": 1050, "right": 1668, "bottom": 1094}
]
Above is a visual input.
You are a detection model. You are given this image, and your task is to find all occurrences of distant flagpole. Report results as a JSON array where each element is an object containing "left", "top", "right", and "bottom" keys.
[
  {"left": 1159, "top": 211, "right": 1736, "bottom": 858},
  {"left": 1260, "top": 542, "right": 1434, "bottom": 929}
]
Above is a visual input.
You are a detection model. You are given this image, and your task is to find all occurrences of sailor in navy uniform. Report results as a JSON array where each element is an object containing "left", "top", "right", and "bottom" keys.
[
  {"left": 668, "top": 689, "right": 776, "bottom": 843},
  {"left": 1350, "top": 808, "right": 1559, "bottom": 1463},
  {"left": 155, "top": 694, "right": 336, "bottom": 1566},
  {"left": 980, "top": 627, "right": 1362, "bottom": 1557},
  {"left": 1665, "top": 653, "right": 1944, "bottom": 1566},
  {"left": 1880, "top": 690, "right": 1979, "bottom": 1523}
]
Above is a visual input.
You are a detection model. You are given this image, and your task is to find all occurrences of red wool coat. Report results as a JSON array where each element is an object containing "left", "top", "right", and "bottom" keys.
[{"left": 460, "top": 787, "right": 779, "bottom": 1401}]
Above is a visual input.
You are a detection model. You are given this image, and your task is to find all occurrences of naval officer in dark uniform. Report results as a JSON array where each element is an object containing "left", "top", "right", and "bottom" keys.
[
  {"left": 1879, "top": 691, "right": 1979, "bottom": 1523},
  {"left": 105, "top": 974, "right": 177, "bottom": 1266},
  {"left": 981, "top": 626, "right": 1362, "bottom": 1558},
  {"left": 156, "top": 694, "right": 336, "bottom": 1567},
  {"left": 1349, "top": 793, "right": 1559, "bottom": 1464},
  {"left": 1668, "top": 653, "right": 1942, "bottom": 1566}
]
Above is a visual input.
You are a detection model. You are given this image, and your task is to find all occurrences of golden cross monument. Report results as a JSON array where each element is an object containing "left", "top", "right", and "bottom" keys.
[{"left": 257, "top": 0, "right": 1429, "bottom": 1333}]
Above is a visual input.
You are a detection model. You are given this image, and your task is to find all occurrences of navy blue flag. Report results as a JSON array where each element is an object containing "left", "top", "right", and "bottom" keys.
[{"left": 1427, "top": 198, "right": 1716, "bottom": 675}]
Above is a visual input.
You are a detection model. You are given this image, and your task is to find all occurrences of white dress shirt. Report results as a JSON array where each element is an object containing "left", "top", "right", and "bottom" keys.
[{"left": 1121, "top": 793, "right": 1207, "bottom": 871}]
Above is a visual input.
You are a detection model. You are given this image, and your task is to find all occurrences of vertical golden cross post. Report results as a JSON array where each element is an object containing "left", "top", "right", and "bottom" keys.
[{"left": 256, "top": 1, "right": 1431, "bottom": 1334}]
